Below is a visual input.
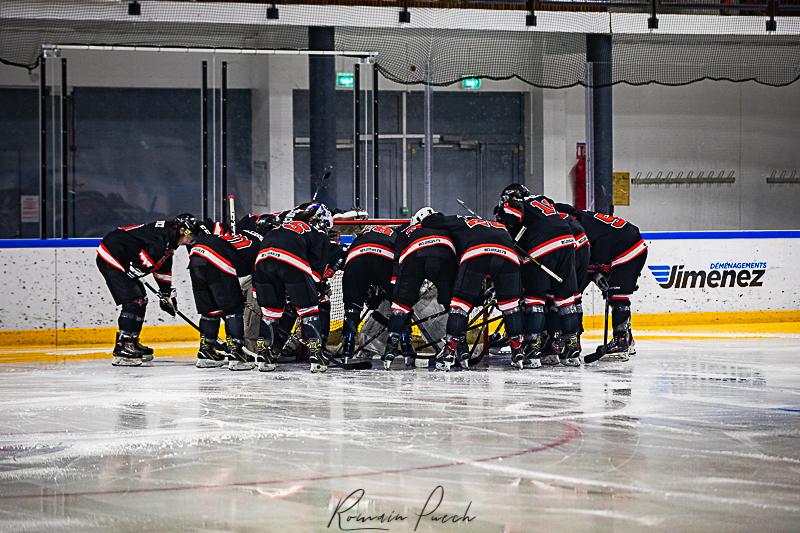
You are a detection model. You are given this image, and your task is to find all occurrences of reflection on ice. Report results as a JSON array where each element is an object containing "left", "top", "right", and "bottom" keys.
[{"left": 0, "top": 338, "right": 798, "bottom": 531}]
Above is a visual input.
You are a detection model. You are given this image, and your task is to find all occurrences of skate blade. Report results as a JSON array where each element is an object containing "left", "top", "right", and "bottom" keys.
[
  {"left": 511, "top": 360, "right": 523, "bottom": 370},
  {"left": 228, "top": 362, "right": 256, "bottom": 371},
  {"left": 196, "top": 359, "right": 225, "bottom": 368},
  {"left": 383, "top": 359, "right": 392, "bottom": 370},
  {"left": 112, "top": 356, "right": 142, "bottom": 367},
  {"left": 560, "top": 357, "right": 581, "bottom": 367},
  {"left": 258, "top": 362, "right": 276, "bottom": 372},
  {"left": 435, "top": 361, "right": 451, "bottom": 372},
  {"left": 310, "top": 363, "right": 328, "bottom": 373},
  {"left": 523, "top": 358, "right": 542, "bottom": 369},
  {"left": 141, "top": 354, "right": 154, "bottom": 362}
]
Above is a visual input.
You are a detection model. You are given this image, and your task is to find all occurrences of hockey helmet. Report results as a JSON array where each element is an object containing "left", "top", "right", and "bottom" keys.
[
  {"left": 500, "top": 183, "right": 531, "bottom": 203},
  {"left": 174, "top": 213, "right": 199, "bottom": 235},
  {"left": 411, "top": 206, "right": 436, "bottom": 225}
]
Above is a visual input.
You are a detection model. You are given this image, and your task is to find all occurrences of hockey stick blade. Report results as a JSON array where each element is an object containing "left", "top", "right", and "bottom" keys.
[
  {"left": 331, "top": 358, "right": 373, "bottom": 370},
  {"left": 583, "top": 349, "right": 605, "bottom": 364}
]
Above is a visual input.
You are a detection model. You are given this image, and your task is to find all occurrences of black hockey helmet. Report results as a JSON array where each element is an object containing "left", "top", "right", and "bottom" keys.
[
  {"left": 173, "top": 213, "right": 199, "bottom": 235},
  {"left": 254, "top": 213, "right": 281, "bottom": 235},
  {"left": 500, "top": 183, "right": 531, "bottom": 203}
]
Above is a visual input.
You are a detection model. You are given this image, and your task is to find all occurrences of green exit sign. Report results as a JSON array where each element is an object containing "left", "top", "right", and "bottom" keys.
[
  {"left": 336, "top": 72, "right": 355, "bottom": 89},
  {"left": 461, "top": 77, "right": 481, "bottom": 90}
]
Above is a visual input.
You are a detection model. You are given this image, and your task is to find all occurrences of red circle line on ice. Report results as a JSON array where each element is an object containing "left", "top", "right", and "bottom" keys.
[{"left": 0, "top": 422, "right": 580, "bottom": 501}]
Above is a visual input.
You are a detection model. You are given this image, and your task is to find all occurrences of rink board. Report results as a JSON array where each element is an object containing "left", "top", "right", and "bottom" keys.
[{"left": 0, "top": 230, "right": 798, "bottom": 345}]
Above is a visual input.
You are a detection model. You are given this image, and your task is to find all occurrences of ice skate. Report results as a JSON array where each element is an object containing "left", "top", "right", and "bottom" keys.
[
  {"left": 382, "top": 334, "right": 401, "bottom": 370},
  {"left": 308, "top": 339, "right": 328, "bottom": 373},
  {"left": 540, "top": 333, "right": 564, "bottom": 366},
  {"left": 111, "top": 332, "right": 144, "bottom": 367},
  {"left": 227, "top": 338, "right": 256, "bottom": 371},
  {"left": 256, "top": 337, "right": 276, "bottom": 372},
  {"left": 435, "top": 336, "right": 460, "bottom": 372},
  {"left": 195, "top": 336, "right": 227, "bottom": 368},
  {"left": 560, "top": 334, "right": 582, "bottom": 367},
  {"left": 510, "top": 336, "right": 527, "bottom": 370},
  {"left": 132, "top": 336, "right": 154, "bottom": 362},
  {"left": 596, "top": 332, "right": 632, "bottom": 362},
  {"left": 400, "top": 331, "right": 417, "bottom": 367},
  {"left": 340, "top": 331, "right": 355, "bottom": 363},
  {"left": 522, "top": 335, "right": 543, "bottom": 369},
  {"left": 446, "top": 336, "right": 469, "bottom": 369}
]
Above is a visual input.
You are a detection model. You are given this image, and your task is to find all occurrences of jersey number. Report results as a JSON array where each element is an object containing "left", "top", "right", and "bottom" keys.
[
  {"left": 593, "top": 213, "right": 627, "bottom": 228},
  {"left": 222, "top": 234, "right": 252, "bottom": 249},
  {"left": 530, "top": 199, "right": 557, "bottom": 216},
  {"left": 465, "top": 218, "right": 505, "bottom": 229},
  {"left": 283, "top": 221, "right": 311, "bottom": 234}
]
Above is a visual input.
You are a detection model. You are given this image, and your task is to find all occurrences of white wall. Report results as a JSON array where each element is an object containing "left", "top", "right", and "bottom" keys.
[{"left": 536, "top": 81, "right": 800, "bottom": 231}]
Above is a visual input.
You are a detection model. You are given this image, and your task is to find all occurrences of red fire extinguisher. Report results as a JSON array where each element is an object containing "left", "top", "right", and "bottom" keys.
[{"left": 574, "top": 142, "right": 586, "bottom": 210}]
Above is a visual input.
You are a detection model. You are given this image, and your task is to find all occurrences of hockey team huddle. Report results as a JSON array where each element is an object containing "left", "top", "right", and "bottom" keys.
[{"left": 95, "top": 183, "right": 648, "bottom": 373}]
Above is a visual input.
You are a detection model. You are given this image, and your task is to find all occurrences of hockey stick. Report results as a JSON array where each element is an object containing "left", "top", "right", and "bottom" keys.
[
  {"left": 512, "top": 227, "right": 563, "bottom": 283},
  {"left": 228, "top": 195, "right": 237, "bottom": 234},
  {"left": 133, "top": 276, "right": 227, "bottom": 351},
  {"left": 312, "top": 171, "right": 332, "bottom": 201},
  {"left": 456, "top": 198, "right": 562, "bottom": 283},
  {"left": 347, "top": 308, "right": 450, "bottom": 360},
  {"left": 583, "top": 276, "right": 620, "bottom": 364}
]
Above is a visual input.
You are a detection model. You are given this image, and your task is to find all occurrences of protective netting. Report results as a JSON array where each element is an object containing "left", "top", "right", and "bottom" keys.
[{"left": 2, "top": 0, "right": 799, "bottom": 87}]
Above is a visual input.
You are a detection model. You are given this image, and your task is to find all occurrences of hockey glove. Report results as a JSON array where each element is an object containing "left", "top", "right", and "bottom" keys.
[
  {"left": 127, "top": 264, "right": 147, "bottom": 279},
  {"left": 366, "top": 286, "right": 385, "bottom": 310},
  {"left": 159, "top": 288, "right": 178, "bottom": 317},
  {"left": 593, "top": 272, "right": 610, "bottom": 293}
]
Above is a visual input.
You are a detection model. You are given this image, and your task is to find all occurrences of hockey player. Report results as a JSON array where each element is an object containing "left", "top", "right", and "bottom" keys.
[
  {"left": 382, "top": 208, "right": 457, "bottom": 369},
  {"left": 539, "top": 207, "right": 591, "bottom": 361},
  {"left": 420, "top": 210, "right": 525, "bottom": 371},
  {"left": 188, "top": 220, "right": 269, "bottom": 371},
  {"left": 496, "top": 185, "right": 580, "bottom": 368},
  {"left": 339, "top": 224, "right": 397, "bottom": 362},
  {"left": 556, "top": 204, "right": 647, "bottom": 360},
  {"left": 96, "top": 214, "right": 198, "bottom": 366},
  {"left": 253, "top": 203, "right": 331, "bottom": 373}
]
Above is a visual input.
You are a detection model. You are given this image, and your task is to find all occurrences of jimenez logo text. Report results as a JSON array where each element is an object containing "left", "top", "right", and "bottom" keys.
[{"left": 648, "top": 262, "right": 766, "bottom": 289}]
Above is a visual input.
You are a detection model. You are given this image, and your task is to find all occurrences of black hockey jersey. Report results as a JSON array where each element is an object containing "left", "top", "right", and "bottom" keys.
[
  {"left": 394, "top": 222, "right": 456, "bottom": 265},
  {"left": 559, "top": 212, "right": 589, "bottom": 252},
  {"left": 421, "top": 214, "right": 519, "bottom": 266},
  {"left": 97, "top": 221, "right": 176, "bottom": 290},
  {"left": 498, "top": 196, "right": 575, "bottom": 261},
  {"left": 255, "top": 220, "right": 329, "bottom": 282},
  {"left": 575, "top": 211, "right": 646, "bottom": 268},
  {"left": 189, "top": 227, "right": 264, "bottom": 277},
  {"left": 344, "top": 225, "right": 396, "bottom": 267}
]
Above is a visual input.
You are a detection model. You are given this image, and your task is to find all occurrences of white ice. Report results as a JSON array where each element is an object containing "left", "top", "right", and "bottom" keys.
[{"left": 0, "top": 338, "right": 799, "bottom": 532}]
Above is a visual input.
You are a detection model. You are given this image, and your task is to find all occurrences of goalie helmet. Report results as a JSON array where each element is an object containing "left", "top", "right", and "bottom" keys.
[
  {"left": 499, "top": 183, "right": 531, "bottom": 203},
  {"left": 411, "top": 206, "right": 436, "bottom": 225},
  {"left": 312, "top": 203, "right": 333, "bottom": 231}
]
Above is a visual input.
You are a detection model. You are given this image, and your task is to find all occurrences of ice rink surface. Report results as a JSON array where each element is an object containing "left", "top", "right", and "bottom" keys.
[{"left": 0, "top": 338, "right": 799, "bottom": 532}]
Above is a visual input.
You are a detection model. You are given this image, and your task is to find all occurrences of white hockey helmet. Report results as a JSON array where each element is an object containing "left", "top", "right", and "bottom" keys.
[{"left": 411, "top": 206, "right": 436, "bottom": 226}]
